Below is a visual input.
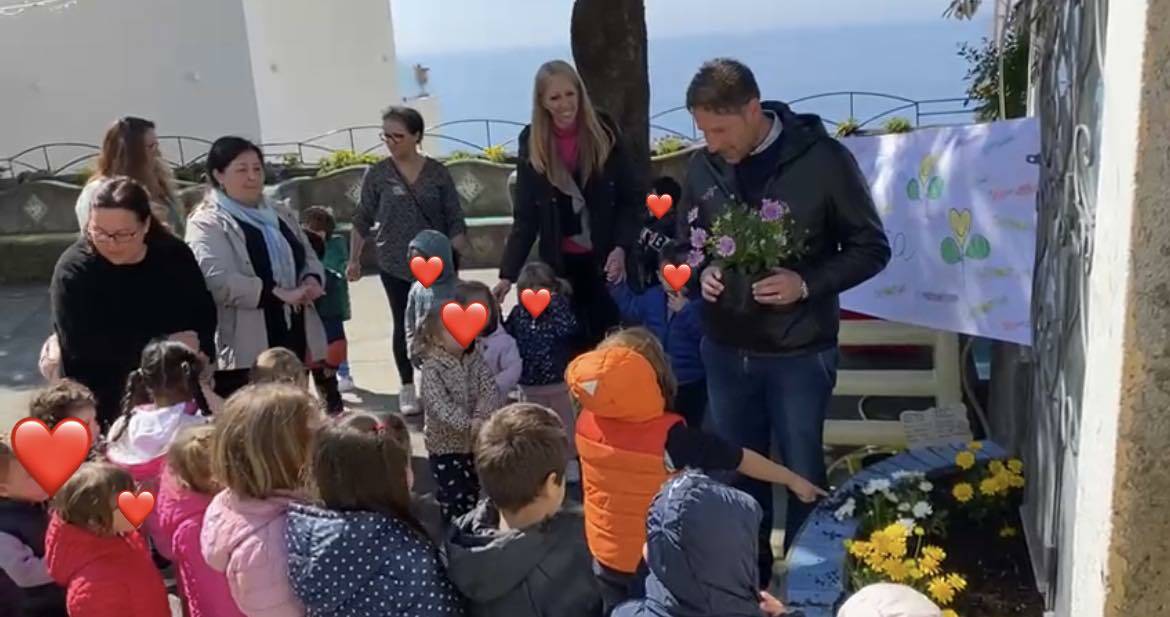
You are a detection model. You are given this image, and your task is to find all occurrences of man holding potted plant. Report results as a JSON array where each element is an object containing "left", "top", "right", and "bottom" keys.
[{"left": 678, "top": 58, "right": 891, "bottom": 585}]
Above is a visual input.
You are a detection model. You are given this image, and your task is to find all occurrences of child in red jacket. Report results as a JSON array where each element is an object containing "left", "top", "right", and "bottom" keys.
[{"left": 44, "top": 462, "right": 170, "bottom": 617}]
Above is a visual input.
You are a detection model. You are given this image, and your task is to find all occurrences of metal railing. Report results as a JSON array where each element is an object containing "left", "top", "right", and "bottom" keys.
[{"left": 2, "top": 91, "right": 974, "bottom": 179}]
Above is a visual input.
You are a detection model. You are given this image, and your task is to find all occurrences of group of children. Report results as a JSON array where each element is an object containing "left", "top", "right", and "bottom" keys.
[{"left": 1, "top": 190, "right": 936, "bottom": 617}]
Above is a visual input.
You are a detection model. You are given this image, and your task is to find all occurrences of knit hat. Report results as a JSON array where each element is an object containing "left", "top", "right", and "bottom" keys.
[{"left": 837, "top": 584, "right": 942, "bottom": 617}]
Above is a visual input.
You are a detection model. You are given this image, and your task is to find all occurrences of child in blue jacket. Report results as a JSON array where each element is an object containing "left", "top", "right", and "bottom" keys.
[{"left": 608, "top": 241, "right": 706, "bottom": 428}]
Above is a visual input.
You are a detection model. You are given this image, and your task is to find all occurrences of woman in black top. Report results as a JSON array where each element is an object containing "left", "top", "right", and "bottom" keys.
[
  {"left": 493, "top": 60, "right": 640, "bottom": 353},
  {"left": 51, "top": 177, "right": 217, "bottom": 428},
  {"left": 347, "top": 106, "right": 468, "bottom": 414},
  {"left": 185, "top": 137, "right": 329, "bottom": 399}
]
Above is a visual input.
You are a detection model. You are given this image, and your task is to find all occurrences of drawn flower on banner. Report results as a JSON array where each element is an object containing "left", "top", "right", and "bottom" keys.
[
  {"left": 940, "top": 208, "right": 992, "bottom": 265},
  {"left": 907, "top": 154, "right": 945, "bottom": 202}
]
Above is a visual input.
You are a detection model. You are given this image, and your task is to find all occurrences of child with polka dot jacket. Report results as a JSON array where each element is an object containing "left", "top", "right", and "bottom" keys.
[{"left": 286, "top": 413, "right": 465, "bottom": 617}]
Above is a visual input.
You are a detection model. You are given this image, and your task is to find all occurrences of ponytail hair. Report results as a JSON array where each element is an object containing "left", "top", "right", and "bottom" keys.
[{"left": 113, "top": 369, "right": 149, "bottom": 443}]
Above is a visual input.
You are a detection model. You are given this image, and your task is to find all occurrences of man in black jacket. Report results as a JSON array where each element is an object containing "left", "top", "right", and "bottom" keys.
[{"left": 678, "top": 58, "right": 891, "bottom": 585}]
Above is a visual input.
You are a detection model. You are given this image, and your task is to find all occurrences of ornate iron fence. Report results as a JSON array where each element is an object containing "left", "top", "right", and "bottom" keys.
[
  {"left": 1, "top": 91, "right": 973, "bottom": 179},
  {"left": 1010, "top": 0, "right": 1107, "bottom": 609}
]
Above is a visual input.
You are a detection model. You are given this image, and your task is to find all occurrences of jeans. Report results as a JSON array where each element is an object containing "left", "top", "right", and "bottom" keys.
[
  {"left": 701, "top": 338, "right": 838, "bottom": 587},
  {"left": 378, "top": 273, "right": 414, "bottom": 386}
]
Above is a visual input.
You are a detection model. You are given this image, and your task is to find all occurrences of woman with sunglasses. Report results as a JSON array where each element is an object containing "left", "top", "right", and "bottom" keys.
[
  {"left": 74, "top": 116, "right": 185, "bottom": 236},
  {"left": 347, "top": 105, "right": 468, "bottom": 415},
  {"left": 51, "top": 176, "right": 217, "bottom": 429}
]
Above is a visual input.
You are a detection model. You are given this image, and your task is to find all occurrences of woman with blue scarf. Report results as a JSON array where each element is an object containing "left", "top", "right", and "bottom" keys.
[{"left": 185, "top": 137, "right": 328, "bottom": 398}]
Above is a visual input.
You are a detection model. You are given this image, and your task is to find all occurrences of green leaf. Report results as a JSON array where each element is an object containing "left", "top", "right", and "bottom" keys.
[
  {"left": 965, "top": 234, "right": 991, "bottom": 259},
  {"left": 907, "top": 179, "right": 921, "bottom": 201},
  {"left": 941, "top": 237, "right": 963, "bottom": 264},
  {"left": 927, "top": 176, "right": 945, "bottom": 199}
]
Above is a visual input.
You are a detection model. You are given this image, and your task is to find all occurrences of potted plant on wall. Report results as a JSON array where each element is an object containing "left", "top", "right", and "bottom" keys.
[{"left": 686, "top": 198, "right": 806, "bottom": 314}]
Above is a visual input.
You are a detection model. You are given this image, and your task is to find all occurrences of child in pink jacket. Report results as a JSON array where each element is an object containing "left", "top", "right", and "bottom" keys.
[
  {"left": 156, "top": 425, "right": 244, "bottom": 617},
  {"left": 200, "top": 384, "right": 320, "bottom": 617},
  {"left": 456, "top": 281, "right": 522, "bottom": 400}
]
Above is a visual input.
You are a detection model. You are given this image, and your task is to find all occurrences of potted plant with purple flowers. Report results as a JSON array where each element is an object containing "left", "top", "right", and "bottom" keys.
[{"left": 686, "top": 198, "right": 806, "bottom": 313}]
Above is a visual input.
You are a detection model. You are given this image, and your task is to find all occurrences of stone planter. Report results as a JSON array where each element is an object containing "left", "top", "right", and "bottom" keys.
[
  {"left": 445, "top": 158, "right": 515, "bottom": 218},
  {"left": 0, "top": 180, "right": 82, "bottom": 284},
  {"left": 784, "top": 440, "right": 1009, "bottom": 616}
]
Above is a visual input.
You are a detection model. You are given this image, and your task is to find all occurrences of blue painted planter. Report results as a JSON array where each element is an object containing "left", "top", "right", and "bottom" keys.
[{"left": 783, "top": 441, "right": 1009, "bottom": 616}]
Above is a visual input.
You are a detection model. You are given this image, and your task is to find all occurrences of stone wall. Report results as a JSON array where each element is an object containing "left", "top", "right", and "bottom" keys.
[{"left": 1, "top": 151, "right": 704, "bottom": 283}]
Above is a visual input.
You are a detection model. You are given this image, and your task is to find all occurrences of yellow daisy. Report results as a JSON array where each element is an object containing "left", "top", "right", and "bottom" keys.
[
  {"left": 989, "top": 460, "right": 1005, "bottom": 475},
  {"left": 947, "top": 573, "right": 969, "bottom": 592},
  {"left": 882, "top": 558, "right": 911, "bottom": 582},
  {"left": 922, "top": 545, "right": 946, "bottom": 563},
  {"left": 967, "top": 441, "right": 983, "bottom": 451},
  {"left": 955, "top": 450, "right": 976, "bottom": 470},
  {"left": 980, "top": 476, "right": 1003, "bottom": 496},
  {"left": 1008, "top": 473, "right": 1026, "bottom": 488},
  {"left": 952, "top": 483, "right": 974, "bottom": 502},
  {"left": 928, "top": 576, "right": 956, "bottom": 605},
  {"left": 919, "top": 556, "right": 942, "bottom": 576},
  {"left": 941, "top": 610, "right": 960, "bottom": 617},
  {"left": 1008, "top": 458, "right": 1024, "bottom": 474}
]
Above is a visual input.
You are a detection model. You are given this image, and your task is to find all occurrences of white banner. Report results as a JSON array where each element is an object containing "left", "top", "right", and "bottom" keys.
[{"left": 839, "top": 117, "right": 1040, "bottom": 345}]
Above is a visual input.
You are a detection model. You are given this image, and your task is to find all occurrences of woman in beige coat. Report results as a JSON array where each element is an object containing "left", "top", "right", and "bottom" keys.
[{"left": 185, "top": 136, "right": 327, "bottom": 398}]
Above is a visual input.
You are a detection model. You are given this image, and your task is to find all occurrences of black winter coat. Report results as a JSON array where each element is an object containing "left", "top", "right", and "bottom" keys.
[
  {"left": 678, "top": 101, "right": 891, "bottom": 355},
  {"left": 498, "top": 115, "right": 641, "bottom": 281}
]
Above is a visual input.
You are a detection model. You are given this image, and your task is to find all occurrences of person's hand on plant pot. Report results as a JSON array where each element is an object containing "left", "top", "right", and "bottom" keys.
[
  {"left": 700, "top": 265, "right": 724, "bottom": 302},
  {"left": 751, "top": 268, "right": 807, "bottom": 306},
  {"left": 604, "top": 247, "right": 626, "bottom": 283}
]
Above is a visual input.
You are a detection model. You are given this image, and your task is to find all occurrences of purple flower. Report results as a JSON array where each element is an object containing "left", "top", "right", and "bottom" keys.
[
  {"left": 716, "top": 235, "right": 736, "bottom": 258},
  {"left": 687, "top": 249, "right": 705, "bottom": 267},
  {"left": 760, "top": 199, "right": 786, "bottom": 222},
  {"left": 689, "top": 227, "right": 708, "bottom": 250}
]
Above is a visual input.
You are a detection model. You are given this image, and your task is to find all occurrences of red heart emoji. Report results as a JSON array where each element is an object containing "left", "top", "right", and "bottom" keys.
[
  {"left": 10, "top": 418, "right": 92, "bottom": 497},
  {"left": 520, "top": 289, "right": 552, "bottom": 319},
  {"left": 410, "top": 256, "right": 444, "bottom": 288},
  {"left": 441, "top": 302, "right": 488, "bottom": 349},
  {"left": 662, "top": 264, "right": 692, "bottom": 292},
  {"left": 646, "top": 193, "right": 673, "bottom": 219},
  {"left": 117, "top": 491, "right": 155, "bottom": 529}
]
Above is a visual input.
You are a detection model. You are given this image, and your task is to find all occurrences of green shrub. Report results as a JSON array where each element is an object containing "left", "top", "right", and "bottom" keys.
[
  {"left": 883, "top": 117, "right": 914, "bottom": 134},
  {"left": 652, "top": 135, "right": 691, "bottom": 156},
  {"left": 835, "top": 118, "right": 861, "bottom": 138},
  {"left": 317, "top": 150, "right": 381, "bottom": 176},
  {"left": 482, "top": 145, "right": 508, "bottom": 163},
  {"left": 281, "top": 153, "right": 302, "bottom": 167},
  {"left": 446, "top": 150, "right": 476, "bottom": 162}
]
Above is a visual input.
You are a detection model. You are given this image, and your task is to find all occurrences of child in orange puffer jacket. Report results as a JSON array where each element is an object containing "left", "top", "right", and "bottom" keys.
[{"left": 566, "top": 327, "right": 826, "bottom": 614}]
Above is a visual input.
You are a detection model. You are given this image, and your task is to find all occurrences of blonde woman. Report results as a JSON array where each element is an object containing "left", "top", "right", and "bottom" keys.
[
  {"left": 493, "top": 60, "right": 640, "bottom": 354},
  {"left": 74, "top": 116, "right": 184, "bottom": 235}
]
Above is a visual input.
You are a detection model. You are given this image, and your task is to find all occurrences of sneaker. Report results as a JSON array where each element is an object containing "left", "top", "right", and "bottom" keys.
[
  {"left": 566, "top": 460, "right": 581, "bottom": 484},
  {"left": 337, "top": 375, "right": 355, "bottom": 392},
  {"left": 399, "top": 384, "right": 421, "bottom": 416}
]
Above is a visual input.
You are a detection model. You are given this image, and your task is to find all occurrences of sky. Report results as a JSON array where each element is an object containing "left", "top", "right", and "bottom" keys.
[{"left": 390, "top": 0, "right": 982, "bottom": 55}]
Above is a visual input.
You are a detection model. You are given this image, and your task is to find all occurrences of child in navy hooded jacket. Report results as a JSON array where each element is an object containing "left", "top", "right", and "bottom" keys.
[
  {"left": 287, "top": 413, "right": 464, "bottom": 617},
  {"left": 611, "top": 471, "right": 785, "bottom": 617},
  {"left": 608, "top": 241, "right": 706, "bottom": 427}
]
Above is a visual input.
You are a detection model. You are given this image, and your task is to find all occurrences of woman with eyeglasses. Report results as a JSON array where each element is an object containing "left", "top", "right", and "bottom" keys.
[
  {"left": 74, "top": 116, "right": 185, "bottom": 236},
  {"left": 347, "top": 105, "right": 468, "bottom": 414},
  {"left": 493, "top": 60, "right": 640, "bottom": 354},
  {"left": 185, "top": 136, "right": 330, "bottom": 399},
  {"left": 51, "top": 176, "right": 217, "bottom": 429}
]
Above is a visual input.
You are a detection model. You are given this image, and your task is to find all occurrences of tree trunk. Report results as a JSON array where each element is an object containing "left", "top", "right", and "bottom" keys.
[{"left": 570, "top": 0, "right": 650, "bottom": 194}]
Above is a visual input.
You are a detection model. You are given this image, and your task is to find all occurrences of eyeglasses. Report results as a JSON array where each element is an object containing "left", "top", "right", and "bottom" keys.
[{"left": 88, "top": 225, "right": 144, "bottom": 244}]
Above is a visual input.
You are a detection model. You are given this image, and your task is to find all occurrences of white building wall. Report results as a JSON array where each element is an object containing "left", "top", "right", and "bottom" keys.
[
  {"left": 1062, "top": 1, "right": 1149, "bottom": 615},
  {"left": 241, "top": 0, "right": 399, "bottom": 155},
  {"left": 0, "top": 0, "right": 261, "bottom": 165}
]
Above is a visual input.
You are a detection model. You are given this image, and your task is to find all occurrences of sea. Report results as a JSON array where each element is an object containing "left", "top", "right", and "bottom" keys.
[{"left": 395, "top": 17, "right": 994, "bottom": 155}]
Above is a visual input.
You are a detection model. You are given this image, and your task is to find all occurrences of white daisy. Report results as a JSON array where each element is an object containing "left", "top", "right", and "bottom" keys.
[
  {"left": 898, "top": 503, "right": 911, "bottom": 512},
  {"left": 912, "top": 501, "right": 933, "bottom": 519},
  {"left": 863, "top": 478, "right": 891, "bottom": 495},
  {"left": 919, "top": 481, "right": 934, "bottom": 492},
  {"left": 834, "top": 498, "right": 857, "bottom": 521}
]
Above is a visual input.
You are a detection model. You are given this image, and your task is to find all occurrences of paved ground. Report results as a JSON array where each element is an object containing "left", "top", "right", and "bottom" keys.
[{"left": 0, "top": 268, "right": 935, "bottom": 596}]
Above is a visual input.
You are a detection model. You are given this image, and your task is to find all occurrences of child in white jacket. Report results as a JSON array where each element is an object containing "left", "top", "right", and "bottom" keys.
[{"left": 456, "top": 281, "right": 522, "bottom": 401}]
